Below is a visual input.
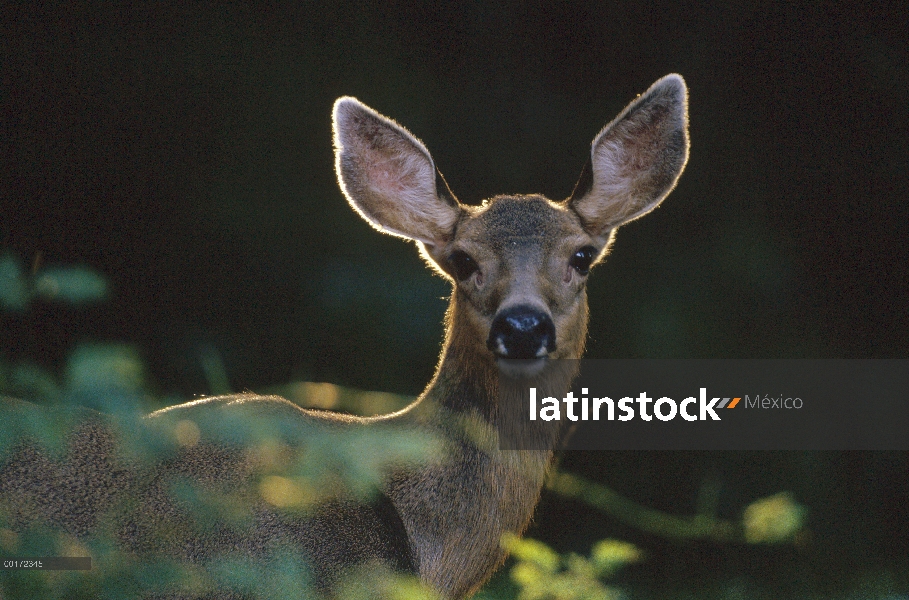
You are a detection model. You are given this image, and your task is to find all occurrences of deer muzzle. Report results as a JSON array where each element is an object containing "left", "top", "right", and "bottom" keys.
[{"left": 486, "top": 304, "right": 556, "bottom": 360}]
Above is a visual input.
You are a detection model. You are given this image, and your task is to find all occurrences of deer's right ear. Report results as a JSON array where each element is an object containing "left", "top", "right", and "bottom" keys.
[{"left": 333, "top": 97, "right": 462, "bottom": 247}]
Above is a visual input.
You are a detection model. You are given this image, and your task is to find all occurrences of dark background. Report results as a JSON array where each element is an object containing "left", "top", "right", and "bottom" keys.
[{"left": 3, "top": 2, "right": 908, "bottom": 597}]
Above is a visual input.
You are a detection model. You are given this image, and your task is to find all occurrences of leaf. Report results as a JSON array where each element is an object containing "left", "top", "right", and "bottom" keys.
[
  {"left": 34, "top": 266, "right": 108, "bottom": 305},
  {"left": 590, "top": 539, "right": 642, "bottom": 576},
  {"left": 742, "top": 491, "right": 805, "bottom": 544}
]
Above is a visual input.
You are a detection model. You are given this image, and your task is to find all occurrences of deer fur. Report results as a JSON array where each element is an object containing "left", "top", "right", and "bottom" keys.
[{"left": 0, "top": 74, "right": 688, "bottom": 599}]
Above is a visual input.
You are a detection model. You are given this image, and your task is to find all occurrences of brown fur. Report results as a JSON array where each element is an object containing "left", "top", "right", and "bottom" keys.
[{"left": 0, "top": 75, "right": 689, "bottom": 598}]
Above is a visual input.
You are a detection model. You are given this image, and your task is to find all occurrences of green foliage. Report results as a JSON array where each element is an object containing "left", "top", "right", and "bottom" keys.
[
  {"left": 1, "top": 250, "right": 119, "bottom": 406},
  {"left": 1, "top": 362, "right": 61, "bottom": 405},
  {"left": 65, "top": 344, "right": 145, "bottom": 394},
  {"left": 742, "top": 492, "right": 805, "bottom": 544},
  {"left": 0, "top": 251, "right": 108, "bottom": 312},
  {"left": 546, "top": 471, "right": 806, "bottom": 547},
  {"left": 0, "top": 342, "right": 149, "bottom": 412},
  {"left": 498, "top": 534, "right": 640, "bottom": 600}
]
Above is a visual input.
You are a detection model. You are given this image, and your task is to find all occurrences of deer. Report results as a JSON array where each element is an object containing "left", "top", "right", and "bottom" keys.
[{"left": 0, "top": 74, "right": 688, "bottom": 598}]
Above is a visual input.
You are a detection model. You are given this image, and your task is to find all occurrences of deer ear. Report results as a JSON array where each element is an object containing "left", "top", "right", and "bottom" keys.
[
  {"left": 568, "top": 74, "right": 689, "bottom": 241},
  {"left": 333, "top": 97, "right": 462, "bottom": 247}
]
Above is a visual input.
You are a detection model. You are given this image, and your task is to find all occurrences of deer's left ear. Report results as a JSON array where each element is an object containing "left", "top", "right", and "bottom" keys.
[
  {"left": 333, "top": 97, "right": 462, "bottom": 247},
  {"left": 568, "top": 74, "right": 689, "bottom": 242}
]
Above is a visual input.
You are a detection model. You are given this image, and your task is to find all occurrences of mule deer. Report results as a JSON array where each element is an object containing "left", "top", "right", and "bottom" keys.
[{"left": 0, "top": 75, "right": 688, "bottom": 598}]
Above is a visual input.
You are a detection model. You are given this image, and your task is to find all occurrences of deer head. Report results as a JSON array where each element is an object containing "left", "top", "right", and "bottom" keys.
[{"left": 333, "top": 75, "right": 688, "bottom": 379}]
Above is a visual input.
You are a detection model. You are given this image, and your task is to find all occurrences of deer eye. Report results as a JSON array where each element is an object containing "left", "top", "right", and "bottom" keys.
[
  {"left": 449, "top": 250, "right": 479, "bottom": 281},
  {"left": 569, "top": 246, "right": 596, "bottom": 276}
]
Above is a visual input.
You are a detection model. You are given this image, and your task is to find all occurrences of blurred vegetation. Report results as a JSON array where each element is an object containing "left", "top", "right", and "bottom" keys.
[
  {"left": 0, "top": 251, "right": 108, "bottom": 313},
  {"left": 494, "top": 535, "right": 640, "bottom": 600}
]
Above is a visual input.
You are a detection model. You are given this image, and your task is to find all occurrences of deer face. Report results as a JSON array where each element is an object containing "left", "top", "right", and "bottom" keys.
[
  {"left": 333, "top": 75, "right": 688, "bottom": 375},
  {"left": 436, "top": 196, "right": 594, "bottom": 372}
]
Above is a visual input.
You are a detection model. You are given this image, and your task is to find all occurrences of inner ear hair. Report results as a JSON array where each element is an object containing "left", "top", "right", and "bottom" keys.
[
  {"left": 332, "top": 97, "right": 461, "bottom": 245},
  {"left": 569, "top": 74, "right": 689, "bottom": 237}
]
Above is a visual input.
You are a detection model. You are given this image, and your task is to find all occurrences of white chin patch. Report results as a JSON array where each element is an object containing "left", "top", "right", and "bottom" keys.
[{"left": 497, "top": 358, "right": 548, "bottom": 379}]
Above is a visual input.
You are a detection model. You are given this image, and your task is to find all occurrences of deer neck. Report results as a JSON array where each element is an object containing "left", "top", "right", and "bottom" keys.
[{"left": 387, "top": 294, "right": 581, "bottom": 596}]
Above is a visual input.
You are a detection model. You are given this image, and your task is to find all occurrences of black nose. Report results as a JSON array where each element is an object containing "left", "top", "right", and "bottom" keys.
[{"left": 487, "top": 305, "right": 556, "bottom": 359}]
